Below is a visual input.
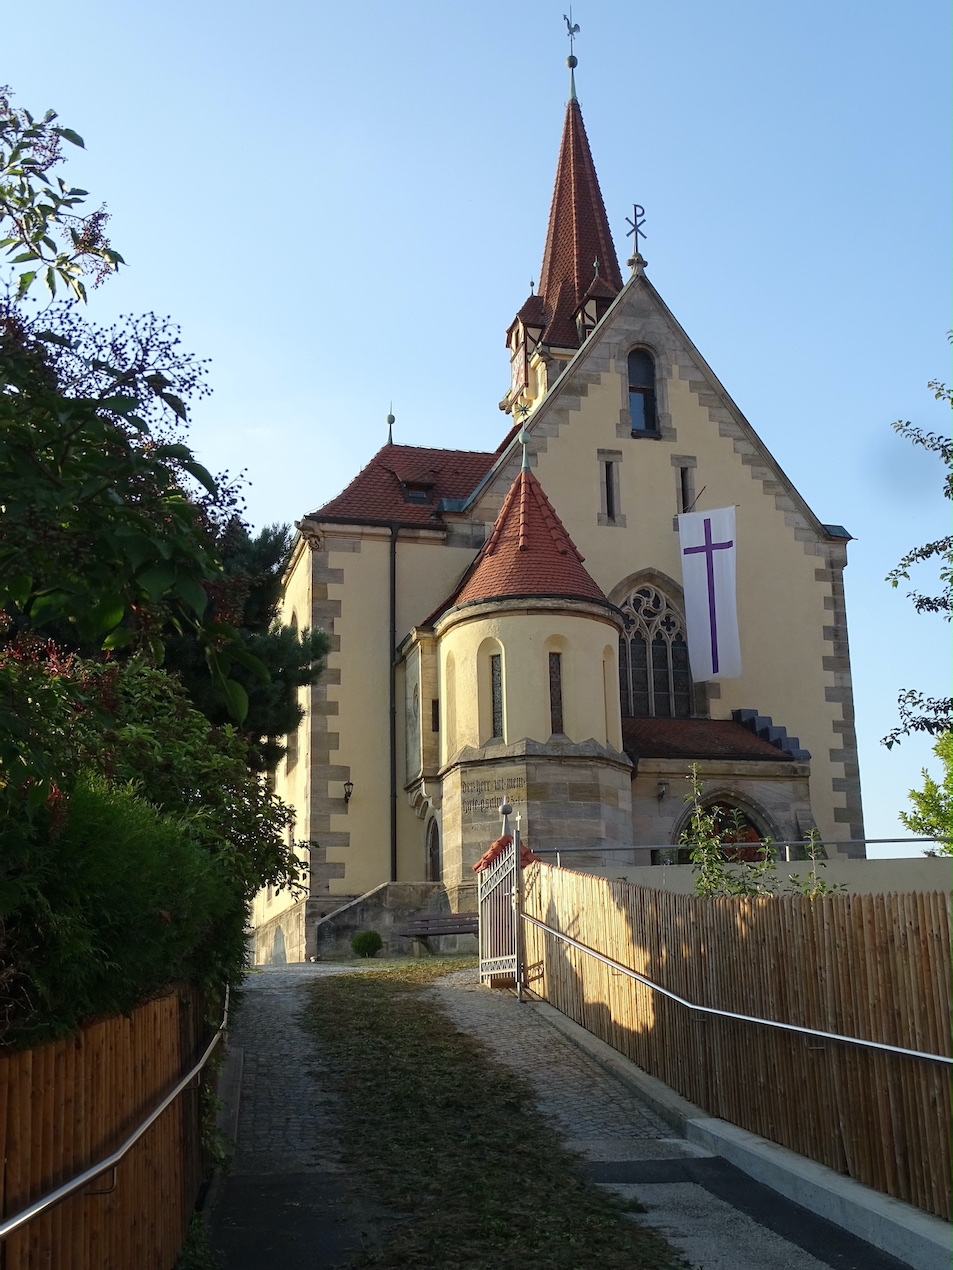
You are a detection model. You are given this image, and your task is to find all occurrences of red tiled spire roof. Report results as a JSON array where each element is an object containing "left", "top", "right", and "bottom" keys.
[
  {"left": 535, "top": 97, "right": 623, "bottom": 350},
  {"left": 452, "top": 468, "right": 608, "bottom": 607}
]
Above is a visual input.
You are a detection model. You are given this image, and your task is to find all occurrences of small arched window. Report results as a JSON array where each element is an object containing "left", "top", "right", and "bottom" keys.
[
  {"left": 427, "top": 819, "right": 442, "bottom": 882},
  {"left": 618, "top": 584, "right": 691, "bottom": 718},
  {"left": 628, "top": 349, "right": 657, "bottom": 434}
]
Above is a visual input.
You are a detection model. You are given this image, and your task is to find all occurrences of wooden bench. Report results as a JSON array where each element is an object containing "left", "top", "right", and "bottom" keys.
[{"left": 395, "top": 912, "right": 478, "bottom": 954}]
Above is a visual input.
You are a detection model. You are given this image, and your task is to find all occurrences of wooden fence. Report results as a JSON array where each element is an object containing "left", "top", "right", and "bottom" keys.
[
  {"left": 0, "top": 987, "right": 211, "bottom": 1269},
  {"left": 522, "top": 864, "right": 952, "bottom": 1221}
]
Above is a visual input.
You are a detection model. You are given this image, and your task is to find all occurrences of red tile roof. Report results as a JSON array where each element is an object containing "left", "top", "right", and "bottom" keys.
[
  {"left": 451, "top": 468, "right": 608, "bottom": 607},
  {"left": 535, "top": 98, "right": 623, "bottom": 350},
  {"left": 622, "top": 718, "right": 795, "bottom": 763},
  {"left": 309, "top": 444, "right": 498, "bottom": 526}
]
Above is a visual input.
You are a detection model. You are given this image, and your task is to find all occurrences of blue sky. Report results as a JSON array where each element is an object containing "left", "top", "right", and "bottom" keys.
[{"left": 9, "top": 0, "right": 951, "bottom": 855}]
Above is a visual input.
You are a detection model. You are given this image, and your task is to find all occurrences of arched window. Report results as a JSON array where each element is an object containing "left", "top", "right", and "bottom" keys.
[
  {"left": 618, "top": 584, "right": 691, "bottom": 718},
  {"left": 427, "top": 819, "right": 442, "bottom": 882},
  {"left": 661, "top": 798, "right": 773, "bottom": 865},
  {"left": 628, "top": 348, "right": 657, "bottom": 433},
  {"left": 477, "top": 639, "right": 505, "bottom": 744}
]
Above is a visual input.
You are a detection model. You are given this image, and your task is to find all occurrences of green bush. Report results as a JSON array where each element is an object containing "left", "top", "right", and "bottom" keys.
[
  {"left": 4, "top": 773, "right": 238, "bottom": 1046},
  {"left": 351, "top": 930, "right": 383, "bottom": 959},
  {"left": 0, "top": 655, "right": 305, "bottom": 1046}
]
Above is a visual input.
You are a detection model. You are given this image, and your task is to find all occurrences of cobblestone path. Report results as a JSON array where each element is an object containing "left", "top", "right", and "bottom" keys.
[
  {"left": 211, "top": 963, "right": 909, "bottom": 1270},
  {"left": 431, "top": 966, "right": 677, "bottom": 1160},
  {"left": 430, "top": 968, "right": 907, "bottom": 1270},
  {"left": 210, "top": 964, "right": 380, "bottom": 1268}
]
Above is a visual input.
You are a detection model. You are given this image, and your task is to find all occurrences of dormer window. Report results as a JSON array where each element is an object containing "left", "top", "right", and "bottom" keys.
[
  {"left": 628, "top": 349, "right": 658, "bottom": 434},
  {"left": 402, "top": 483, "right": 432, "bottom": 505}
]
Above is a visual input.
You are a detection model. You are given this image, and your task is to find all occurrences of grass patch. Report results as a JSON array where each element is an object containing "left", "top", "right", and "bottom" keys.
[{"left": 302, "top": 960, "right": 687, "bottom": 1270}]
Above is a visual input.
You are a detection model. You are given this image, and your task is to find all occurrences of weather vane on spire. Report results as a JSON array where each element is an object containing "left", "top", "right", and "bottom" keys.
[
  {"left": 564, "top": 11, "right": 580, "bottom": 56},
  {"left": 564, "top": 11, "right": 580, "bottom": 97},
  {"left": 625, "top": 203, "right": 647, "bottom": 268}
]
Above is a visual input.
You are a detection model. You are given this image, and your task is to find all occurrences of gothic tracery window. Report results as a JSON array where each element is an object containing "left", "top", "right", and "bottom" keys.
[{"left": 618, "top": 584, "right": 691, "bottom": 718}]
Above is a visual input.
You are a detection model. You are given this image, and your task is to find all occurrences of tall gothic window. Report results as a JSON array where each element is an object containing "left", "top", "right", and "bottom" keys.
[
  {"left": 618, "top": 584, "right": 691, "bottom": 718},
  {"left": 548, "top": 651, "right": 564, "bottom": 734},
  {"left": 490, "top": 653, "right": 504, "bottom": 739},
  {"left": 628, "top": 349, "right": 657, "bottom": 433}
]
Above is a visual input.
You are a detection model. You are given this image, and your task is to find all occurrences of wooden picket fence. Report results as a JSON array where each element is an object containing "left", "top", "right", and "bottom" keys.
[
  {"left": 522, "top": 863, "right": 952, "bottom": 1221},
  {"left": 0, "top": 987, "right": 211, "bottom": 1269}
]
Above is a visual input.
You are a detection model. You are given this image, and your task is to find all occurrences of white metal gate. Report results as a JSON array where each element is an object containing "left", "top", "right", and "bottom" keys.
[
  {"left": 477, "top": 840, "right": 518, "bottom": 983},
  {"left": 477, "top": 802, "right": 528, "bottom": 995}
]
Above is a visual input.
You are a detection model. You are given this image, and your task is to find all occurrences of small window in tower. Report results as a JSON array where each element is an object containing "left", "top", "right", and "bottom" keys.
[
  {"left": 490, "top": 654, "right": 503, "bottom": 739},
  {"left": 549, "top": 651, "right": 564, "bottom": 735},
  {"left": 604, "top": 462, "right": 616, "bottom": 520},
  {"left": 679, "top": 466, "right": 693, "bottom": 513},
  {"left": 431, "top": 699, "right": 440, "bottom": 732},
  {"left": 628, "top": 349, "right": 658, "bottom": 434}
]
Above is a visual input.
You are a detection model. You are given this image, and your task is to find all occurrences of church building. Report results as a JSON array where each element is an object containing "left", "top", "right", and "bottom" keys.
[{"left": 253, "top": 55, "right": 864, "bottom": 957}]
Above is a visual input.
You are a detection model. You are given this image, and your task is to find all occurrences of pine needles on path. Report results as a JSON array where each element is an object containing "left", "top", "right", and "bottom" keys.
[{"left": 302, "top": 960, "right": 687, "bottom": 1270}]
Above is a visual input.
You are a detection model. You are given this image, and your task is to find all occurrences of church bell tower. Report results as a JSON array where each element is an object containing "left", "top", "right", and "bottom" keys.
[{"left": 500, "top": 44, "right": 623, "bottom": 418}]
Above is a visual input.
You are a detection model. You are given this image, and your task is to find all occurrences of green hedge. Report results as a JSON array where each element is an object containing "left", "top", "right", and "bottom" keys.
[{"left": 7, "top": 774, "right": 241, "bottom": 1047}]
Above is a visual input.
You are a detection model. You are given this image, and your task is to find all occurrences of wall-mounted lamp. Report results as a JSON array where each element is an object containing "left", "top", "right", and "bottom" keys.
[
  {"left": 657, "top": 780, "right": 669, "bottom": 804},
  {"left": 343, "top": 780, "right": 354, "bottom": 804}
]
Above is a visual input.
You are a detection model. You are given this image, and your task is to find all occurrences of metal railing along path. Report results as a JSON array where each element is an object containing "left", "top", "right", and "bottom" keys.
[
  {"left": 0, "top": 988, "right": 230, "bottom": 1242},
  {"left": 531, "top": 837, "right": 950, "bottom": 866},
  {"left": 521, "top": 913, "right": 952, "bottom": 1067}
]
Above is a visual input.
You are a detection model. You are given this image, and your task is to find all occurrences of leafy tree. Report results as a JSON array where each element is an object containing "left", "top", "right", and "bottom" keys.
[
  {"left": 164, "top": 521, "right": 329, "bottom": 770},
  {"left": 882, "top": 376, "right": 953, "bottom": 749},
  {"left": 899, "top": 731, "right": 952, "bottom": 852},
  {"left": 0, "top": 90, "right": 263, "bottom": 731},
  {"left": 0, "top": 89, "right": 311, "bottom": 1044},
  {"left": 0, "top": 87, "right": 123, "bottom": 299}
]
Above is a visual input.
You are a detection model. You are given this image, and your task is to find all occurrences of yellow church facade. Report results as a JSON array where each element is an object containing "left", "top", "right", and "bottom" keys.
[{"left": 251, "top": 69, "right": 863, "bottom": 958}]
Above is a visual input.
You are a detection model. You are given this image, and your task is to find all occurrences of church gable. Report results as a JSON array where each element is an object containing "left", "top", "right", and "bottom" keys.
[{"left": 476, "top": 268, "right": 842, "bottom": 561}]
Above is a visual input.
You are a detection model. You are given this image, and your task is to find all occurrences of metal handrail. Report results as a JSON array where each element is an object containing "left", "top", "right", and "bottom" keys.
[
  {"left": 521, "top": 913, "right": 952, "bottom": 1066},
  {"left": 0, "top": 987, "right": 230, "bottom": 1241},
  {"left": 532, "top": 838, "right": 949, "bottom": 852}
]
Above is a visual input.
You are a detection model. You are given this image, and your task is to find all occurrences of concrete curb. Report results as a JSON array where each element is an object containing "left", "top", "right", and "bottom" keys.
[{"left": 531, "top": 1000, "right": 952, "bottom": 1270}]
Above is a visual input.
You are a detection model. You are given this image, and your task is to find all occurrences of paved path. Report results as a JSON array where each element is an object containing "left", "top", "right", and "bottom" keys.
[
  {"left": 209, "top": 964, "right": 382, "bottom": 1268},
  {"left": 432, "top": 969, "right": 909, "bottom": 1270},
  {"left": 210, "top": 963, "right": 910, "bottom": 1270}
]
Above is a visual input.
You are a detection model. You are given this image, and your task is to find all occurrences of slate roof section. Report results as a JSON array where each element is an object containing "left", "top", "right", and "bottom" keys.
[
  {"left": 622, "top": 718, "right": 796, "bottom": 763},
  {"left": 451, "top": 468, "right": 608, "bottom": 608},
  {"left": 536, "top": 97, "right": 623, "bottom": 350},
  {"left": 309, "top": 444, "right": 498, "bottom": 527}
]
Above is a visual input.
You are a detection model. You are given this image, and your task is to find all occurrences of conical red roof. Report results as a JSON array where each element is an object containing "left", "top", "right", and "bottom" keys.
[
  {"left": 536, "top": 98, "right": 623, "bottom": 350},
  {"left": 453, "top": 468, "right": 608, "bottom": 607}
]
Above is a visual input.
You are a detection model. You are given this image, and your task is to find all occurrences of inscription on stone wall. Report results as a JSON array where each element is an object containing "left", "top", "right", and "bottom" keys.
[{"left": 461, "top": 775, "right": 525, "bottom": 817}]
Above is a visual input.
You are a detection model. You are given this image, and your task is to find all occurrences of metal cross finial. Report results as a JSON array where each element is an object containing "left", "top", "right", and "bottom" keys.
[
  {"left": 625, "top": 204, "right": 647, "bottom": 263},
  {"left": 386, "top": 403, "right": 395, "bottom": 445}
]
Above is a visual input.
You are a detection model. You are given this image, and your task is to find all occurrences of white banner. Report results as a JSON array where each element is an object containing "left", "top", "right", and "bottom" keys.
[{"left": 677, "top": 507, "right": 741, "bottom": 681}]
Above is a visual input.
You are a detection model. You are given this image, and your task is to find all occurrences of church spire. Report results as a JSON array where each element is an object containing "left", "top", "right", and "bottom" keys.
[
  {"left": 500, "top": 26, "right": 623, "bottom": 415},
  {"left": 536, "top": 80, "right": 623, "bottom": 351}
]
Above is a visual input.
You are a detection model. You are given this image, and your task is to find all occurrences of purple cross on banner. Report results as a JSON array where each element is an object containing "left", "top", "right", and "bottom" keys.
[
  {"left": 682, "top": 517, "right": 733, "bottom": 673},
  {"left": 677, "top": 507, "right": 742, "bottom": 681}
]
